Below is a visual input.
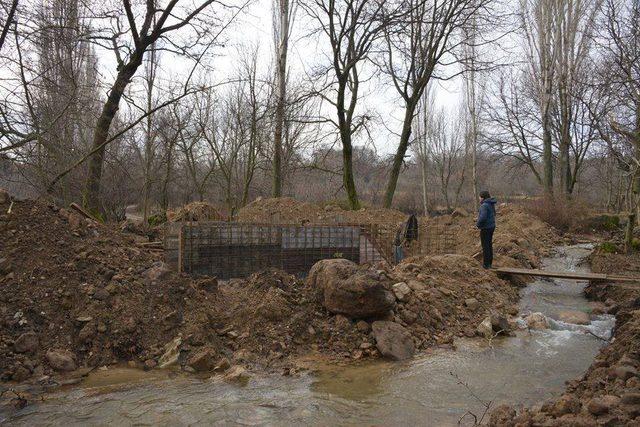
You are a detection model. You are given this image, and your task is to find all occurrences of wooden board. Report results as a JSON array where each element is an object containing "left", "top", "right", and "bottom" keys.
[{"left": 494, "top": 267, "right": 640, "bottom": 283}]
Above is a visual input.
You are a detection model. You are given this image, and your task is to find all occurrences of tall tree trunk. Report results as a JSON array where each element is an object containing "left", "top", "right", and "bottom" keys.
[
  {"left": 336, "top": 79, "right": 360, "bottom": 210},
  {"left": 84, "top": 56, "right": 142, "bottom": 214},
  {"left": 542, "top": 120, "right": 554, "bottom": 196},
  {"left": 272, "top": 0, "right": 289, "bottom": 197},
  {"left": 383, "top": 101, "right": 417, "bottom": 208}
]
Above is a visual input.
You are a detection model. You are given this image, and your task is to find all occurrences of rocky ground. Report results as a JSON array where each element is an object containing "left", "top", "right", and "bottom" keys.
[{"left": 489, "top": 246, "right": 640, "bottom": 426}]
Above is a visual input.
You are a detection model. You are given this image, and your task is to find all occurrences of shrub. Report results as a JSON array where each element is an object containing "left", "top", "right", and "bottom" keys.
[
  {"left": 148, "top": 211, "right": 167, "bottom": 227},
  {"left": 599, "top": 242, "right": 618, "bottom": 254},
  {"left": 632, "top": 238, "right": 640, "bottom": 252},
  {"left": 525, "top": 195, "right": 588, "bottom": 232}
]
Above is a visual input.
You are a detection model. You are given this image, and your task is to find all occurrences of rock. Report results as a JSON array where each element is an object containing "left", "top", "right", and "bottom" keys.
[
  {"left": 92, "top": 288, "right": 110, "bottom": 301},
  {"left": 477, "top": 317, "right": 493, "bottom": 339},
  {"left": 587, "top": 395, "right": 620, "bottom": 415},
  {"left": 143, "top": 261, "right": 172, "bottom": 284},
  {"left": 620, "top": 393, "right": 640, "bottom": 405},
  {"left": 392, "top": 282, "right": 411, "bottom": 302},
  {"left": 306, "top": 259, "right": 395, "bottom": 318},
  {"left": 557, "top": 310, "right": 590, "bottom": 325},
  {"left": 371, "top": 321, "right": 415, "bottom": 361},
  {"left": 464, "top": 298, "right": 479, "bottom": 310},
  {"left": 14, "top": 332, "right": 38, "bottom": 353},
  {"left": 78, "top": 323, "right": 96, "bottom": 343},
  {"left": 490, "top": 313, "right": 511, "bottom": 334},
  {"left": 158, "top": 336, "right": 182, "bottom": 368},
  {"left": 45, "top": 349, "right": 77, "bottom": 372},
  {"left": 360, "top": 342, "right": 373, "bottom": 350},
  {"left": 609, "top": 365, "right": 639, "bottom": 380},
  {"left": 489, "top": 404, "right": 516, "bottom": 426},
  {"left": 187, "top": 347, "right": 217, "bottom": 372},
  {"left": 223, "top": 366, "right": 250, "bottom": 384},
  {"left": 551, "top": 395, "right": 580, "bottom": 416},
  {"left": 213, "top": 357, "right": 231, "bottom": 372},
  {"left": 525, "top": 312, "right": 549, "bottom": 330},
  {"left": 355, "top": 320, "right": 371, "bottom": 333},
  {"left": 68, "top": 213, "right": 82, "bottom": 230}
]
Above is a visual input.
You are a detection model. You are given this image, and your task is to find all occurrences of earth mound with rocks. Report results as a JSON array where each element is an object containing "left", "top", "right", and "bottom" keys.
[{"left": 0, "top": 196, "right": 226, "bottom": 383}]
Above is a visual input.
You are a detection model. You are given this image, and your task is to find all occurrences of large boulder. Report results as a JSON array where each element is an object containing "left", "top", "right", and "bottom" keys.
[
  {"left": 306, "top": 259, "right": 395, "bottom": 318},
  {"left": 371, "top": 321, "right": 415, "bottom": 361}
]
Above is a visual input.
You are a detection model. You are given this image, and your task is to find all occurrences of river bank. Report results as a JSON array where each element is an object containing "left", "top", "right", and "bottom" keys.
[{"left": 490, "top": 247, "right": 640, "bottom": 426}]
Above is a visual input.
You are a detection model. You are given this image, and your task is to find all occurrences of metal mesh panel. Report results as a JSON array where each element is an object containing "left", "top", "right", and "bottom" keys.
[{"left": 165, "top": 219, "right": 456, "bottom": 279}]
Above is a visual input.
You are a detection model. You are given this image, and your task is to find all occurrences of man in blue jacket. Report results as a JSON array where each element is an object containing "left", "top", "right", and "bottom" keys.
[{"left": 476, "top": 190, "right": 497, "bottom": 269}]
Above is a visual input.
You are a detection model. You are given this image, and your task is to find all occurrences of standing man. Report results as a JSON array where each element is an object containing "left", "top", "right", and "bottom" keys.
[{"left": 476, "top": 190, "right": 497, "bottom": 269}]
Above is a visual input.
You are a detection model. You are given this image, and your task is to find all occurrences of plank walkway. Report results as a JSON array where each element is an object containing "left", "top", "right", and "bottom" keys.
[{"left": 494, "top": 267, "right": 640, "bottom": 283}]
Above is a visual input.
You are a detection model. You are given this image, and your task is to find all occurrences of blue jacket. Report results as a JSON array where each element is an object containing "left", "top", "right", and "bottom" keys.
[{"left": 476, "top": 198, "right": 497, "bottom": 229}]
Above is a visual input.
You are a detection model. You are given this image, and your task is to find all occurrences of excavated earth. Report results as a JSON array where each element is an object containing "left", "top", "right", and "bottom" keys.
[{"left": 1, "top": 193, "right": 570, "bottom": 413}]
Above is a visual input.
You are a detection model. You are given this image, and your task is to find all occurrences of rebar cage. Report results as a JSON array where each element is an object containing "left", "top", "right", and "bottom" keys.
[{"left": 165, "top": 220, "right": 455, "bottom": 279}]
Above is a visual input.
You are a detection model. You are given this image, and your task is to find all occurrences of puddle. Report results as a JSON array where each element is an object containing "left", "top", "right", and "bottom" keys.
[{"left": 1, "top": 245, "right": 614, "bottom": 426}]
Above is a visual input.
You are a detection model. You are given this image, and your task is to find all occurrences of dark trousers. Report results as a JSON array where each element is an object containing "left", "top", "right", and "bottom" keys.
[{"left": 480, "top": 227, "right": 495, "bottom": 268}]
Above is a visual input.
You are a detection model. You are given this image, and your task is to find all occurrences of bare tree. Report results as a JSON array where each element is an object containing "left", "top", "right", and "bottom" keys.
[
  {"left": 520, "top": 0, "right": 561, "bottom": 195},
  {"left": 83, "top": 0, "right": 226, "bottom": 214},
  {"left": 272, "top": 0, "right": 296, "bottom": 196},
  {"left": 381, "top": 0, "right": 495, "bottom": 208},
  {"left": 302, "top": 0, "right": 395, "bottom": 210}
]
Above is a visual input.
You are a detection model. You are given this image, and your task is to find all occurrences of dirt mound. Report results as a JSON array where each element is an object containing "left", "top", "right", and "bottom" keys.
[
  {"left": 0, "top": 198, "right": 229, "bottom": 384},
  {"left": 237, "top": 197, "right": 406, "bottom": 226},
  {"left": 420, "top": 203, "right": 560, "bottom": 267},
  {"left": 168, "top": 202, "right": 224, "bottom": 222},
  {"left": 389, "top": 254, "right": 520, "bottom": 346},
  {"left": 237, "top": 197, "right": 323, "bottom": 224}
]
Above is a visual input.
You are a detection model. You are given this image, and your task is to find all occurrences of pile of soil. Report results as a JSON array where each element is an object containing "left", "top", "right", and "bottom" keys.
[
  {"left": 489, "top": 248, "right": 640, "bottom": 426},
  {"left": 391, "top": 254, "right": 520, "bottom": 346},
  {"left": 420, "top": 203, "right": 561, "bottom": 268},
  {"left": 168, "top": 202, "right": 224, "bottom": 222},
  {"left": 0, "top": 196, "right": 225, "bottom": 383},
  {"left": 237, "top": 197, "right": 406, "bottom": 226}
]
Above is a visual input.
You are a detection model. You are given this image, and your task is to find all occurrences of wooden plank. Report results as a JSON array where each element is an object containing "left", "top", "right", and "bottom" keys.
[{"left": 494, "top": 267, "right": 640, "bottom": 283}]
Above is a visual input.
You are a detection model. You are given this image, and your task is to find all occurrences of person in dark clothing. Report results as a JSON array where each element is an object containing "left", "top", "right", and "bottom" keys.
[{"left": 476, "top": 190, "right": 497, "bottom": 269}]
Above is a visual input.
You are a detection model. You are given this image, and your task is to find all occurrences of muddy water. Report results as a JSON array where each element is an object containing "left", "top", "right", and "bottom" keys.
[{"left": 2, "top": 245, "right": 614, "bottom": 426}]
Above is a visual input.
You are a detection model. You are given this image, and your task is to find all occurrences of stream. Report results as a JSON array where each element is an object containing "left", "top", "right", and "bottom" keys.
[{"left": 1, "top": 245, "right": 615, "bottom": 426}]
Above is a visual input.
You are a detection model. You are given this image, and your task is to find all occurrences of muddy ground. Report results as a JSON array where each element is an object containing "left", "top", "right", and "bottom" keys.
[{"left": 489, "top": 247, "right": 640, "bottom": 426}]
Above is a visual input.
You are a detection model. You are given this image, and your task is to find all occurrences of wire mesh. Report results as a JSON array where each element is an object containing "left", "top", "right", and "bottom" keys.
[{"left": 165, "top": 219, "right": 456, "bottom": 279}]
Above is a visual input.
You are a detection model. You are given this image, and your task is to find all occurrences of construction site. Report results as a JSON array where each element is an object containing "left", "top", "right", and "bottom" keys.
[{"left": 0, "top": 191, "right": 639, "bottom": 425}]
